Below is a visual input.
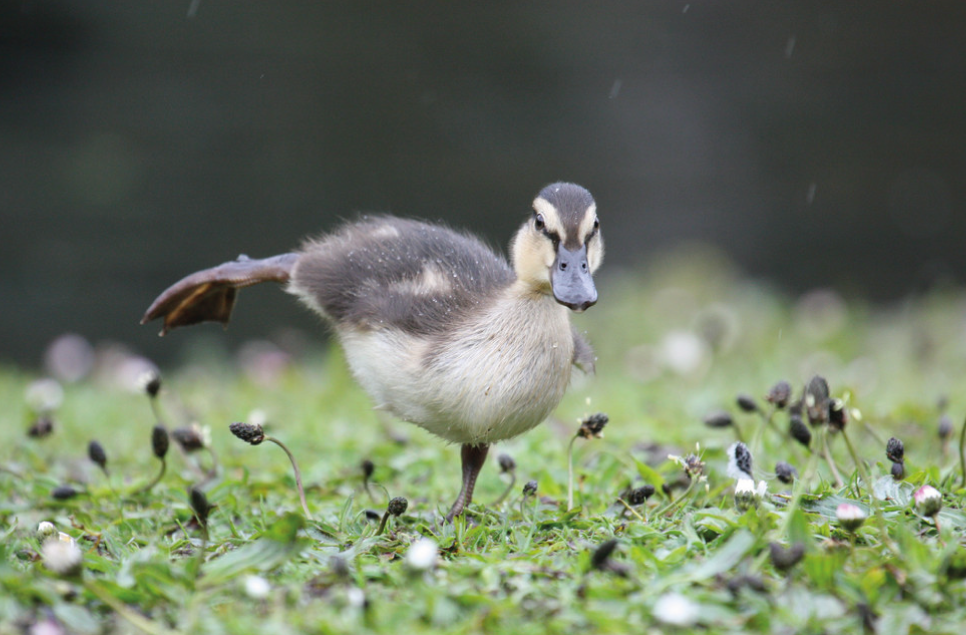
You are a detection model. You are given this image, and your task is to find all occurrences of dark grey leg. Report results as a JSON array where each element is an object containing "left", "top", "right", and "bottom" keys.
[{"left": 445, "top": 444, "right": 490, "bottom": 522}]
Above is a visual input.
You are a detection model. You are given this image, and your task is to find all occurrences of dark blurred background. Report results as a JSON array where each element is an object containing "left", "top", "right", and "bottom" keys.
[{"left": 2, "top": 1, "right": 965, "bottom": 367}]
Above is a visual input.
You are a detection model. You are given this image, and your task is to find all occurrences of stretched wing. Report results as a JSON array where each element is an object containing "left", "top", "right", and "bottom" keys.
[{"left": 141, "top": 253, "right": 299, "bottom": 335}]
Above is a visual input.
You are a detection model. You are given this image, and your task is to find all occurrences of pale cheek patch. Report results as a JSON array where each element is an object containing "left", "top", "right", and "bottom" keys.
[
  {"left": 577, "top": 204, "right": 598, "bottom": 239},
  {"left": 532, "top": 197, "right": 567, "bottom": 241}
]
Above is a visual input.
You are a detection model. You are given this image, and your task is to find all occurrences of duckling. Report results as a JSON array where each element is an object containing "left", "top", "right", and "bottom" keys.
[{"left": 142, "top": 182, "right": 603, "bottom": 521}]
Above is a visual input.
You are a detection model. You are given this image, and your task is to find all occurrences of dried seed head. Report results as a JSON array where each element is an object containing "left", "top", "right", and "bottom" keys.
[
  {"left": 885, "top": 437, "right": 904, "bottom": 463},
  {"left": 827, "top": 399, "right": 848, "bottom": 432},
  {"left": 736, "top": 394, "right": 758, "bottom": 413},
  {"left": 51, "top": 485, "right": 79, "bottom": 500},
  {"left": 151, "top": 425, "right": 170, "bottom": 459},
  {"left": 522, "top": 480, "right": 538, "bottom": 497},
  {"left": 775, "top": 461, "right": 798, "bottom": 484},
  {"left": 727, "top": 442, "right": 753, "bottom": 481},
  {"left": 361, "top": 459, "right": 375, "bottom": 479},
  {"left": 734, "top": 479, "right": 762, "bottom": 511},
  {"left": 27, "top": 415, "right": 55, "bottom": 439},
  {"left": 913, "top": 485, "right": 943, "bottom": 517},
  {"left": 87, "top": 440, "right": 107, "bottom": 470},
  {"left": 229, "top": 421, "right": 265, "bottom": 445},
  {"left": 891, "top": 461, "right": 905, "bottom": 481},
  {"left": 578, "top": 413, "right": 609, "bottom": 439},
  {"left": 142, "top": 370, "right": 162, "bottom": 398},
  {"left": 769, "top": 541, "right": 806, "bottom": 572},
  {"left": 387, "top": 496, "right": 409, "bottom": 517},
  {"left": 702, "top": 410, "right": 734, "bottom": 428},
  {"left": 190, "top": 487, "right": 212, "bottom": 527},
  {"left": 497, "top": 453, "right": 516, "bottom": 473},
  {"left": 765, "top": 381, "right": 792, "bottom": 409},
  {"left": 683, "top": 454, "right": 705, "bottom": 479},
  {"left": 836, "top": 503, "right": 867, "bottom": 533},
  {"left": 804, "top": 376, "right": 830, "bottom": 425},
  {"left": 789, "top": 415, "right": 812, "bottom": 448},
  {"left": 171, "top": 425, "right": 206, "bottom": 452},
  {"left": 626, "top": 485, "right": 655, "bottom": 506},
  {"left": 590, "top": 538, "right": 619, "bottom": 571},
  {"left": 938, "top": 414, "right": 953, "bottom": 441}
]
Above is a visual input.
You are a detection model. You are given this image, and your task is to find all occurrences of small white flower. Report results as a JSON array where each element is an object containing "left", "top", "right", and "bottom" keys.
[
  {"left": 836, "top": 503, "right": 867, "bottom": 533},
  {"left": 25, "top": 379, "right": 64, "bottom": 413},
  {"left": 405, "top": 538, "right": 438, "bottom": 571},
  {"left": 346, "top": 586, "right": 367, "bottom": 609},
  {"left": 653, "top": 591, "right": 700, "bottom": 627},
  {"left": 41, "top": 537, "right": 83, "bottom": 577},
  {"left": 36, "top": 521, "right": 57, "bottom": 542},
  {"left": 243, "top": 575, "right": 271, "bottom": 599},
  {"left": 913, "top": 485, "right": 942, "bottom": 517}
]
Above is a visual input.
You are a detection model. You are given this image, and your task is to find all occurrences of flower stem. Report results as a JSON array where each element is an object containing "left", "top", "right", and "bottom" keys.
[
  {"left": 567, "top": 435, "right": 578, "bottom": 511},
  {"left": 266, "top": 436, "right": 313, "bottom": 521},
  {"left": 86, "top": 580, "right": 174, "bottom": 635},
  {"left": 958, "top": 414, "right": 966, "bottom": 489},
  {"left": 133, "top": 458, "right": 166, "bottom": 495}
]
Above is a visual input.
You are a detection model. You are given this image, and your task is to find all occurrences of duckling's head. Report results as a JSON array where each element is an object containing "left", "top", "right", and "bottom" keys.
[{"left": 510, "top": 182, "right": 603, "bottom": 311}]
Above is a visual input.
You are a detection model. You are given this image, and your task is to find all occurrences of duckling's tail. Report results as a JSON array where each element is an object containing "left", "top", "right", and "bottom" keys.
[{"left": 141, "top": 253, "right": 299, "bottom": 335}]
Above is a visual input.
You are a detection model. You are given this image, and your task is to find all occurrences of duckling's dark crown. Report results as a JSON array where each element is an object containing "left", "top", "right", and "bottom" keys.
[{"left": 534, "top": 182, "right": 596, "bottom": 224}]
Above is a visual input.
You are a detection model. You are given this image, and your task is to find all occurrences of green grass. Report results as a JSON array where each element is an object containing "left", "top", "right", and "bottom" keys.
[{"left": 3, "top": 248, "right": 966, "bottom": 634}]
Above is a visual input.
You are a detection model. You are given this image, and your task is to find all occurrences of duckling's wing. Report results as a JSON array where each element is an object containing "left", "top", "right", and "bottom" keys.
[
  {"left": 290, "top": 216, "right": 514, "bottom": 334},
  {"left": 142, "top": 253, "right": 298, "bottom": 335}
]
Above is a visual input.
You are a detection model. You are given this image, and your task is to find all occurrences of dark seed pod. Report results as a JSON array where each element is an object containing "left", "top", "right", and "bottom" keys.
[
  {"left": 730, "top": 442, "right": 753, "bottom": 478},
  {"left": 626, "top": 485, "right": 655, "bottom": 506},
  {"left": 938, "top": 414, "right": 953, "bottom": 441},
  {"left": 590, "top": 538, "right": 619, "bottom": 571},
  {"left": 703, "top": 410, "right": 734, "bottom": 428},
  {"left": 361, "top": 459, "right": 375, "bottom": 479},
  {"left": 789, "top": 415, "right": 812, "bottom": 448},
  {"left": 189, "top": 487, "right": 212, "bottom": 527},
  {"left": 726, "top": 574, "right": 767, "bottom": 596},
  {"left": 88, "top": 440, "right": 108, "bottom": 471},
  {"left": 885, "top": 437, "right": 904, "bottom": 463},
  {"left": 228, "top": 422, "right": 265, "bottom": 445},
  {"left": 769, "top": 541, "right": 806, "bottom": 572},
  {"left": 522, "top": 480, "right": 538, "bottom": 497},
  {"left": 27, "top": 416, "right": 55, "bottom": 439},
  {"left": 387, "top": 497, "right": 409, "bottom": 517},
  {"left": 51, "top": 485, "right": 79, "bottom": 500},
  {"left": 578, "top": 413, "right": 609, "bottom": 439},
  {"left": 775, "top": 461, "right": 797, "bottom": 484},
  {"left": 804, "top": 376, "right": 830, "bottom": 425},
  {"left": 765, "top": 381, "right": 792, "bottom": 409},
  {"left": 144, "top": 373, "right": 162, "bottom": 398},
  {"left": 827, "top": 399, "right": 848, "bottom": 432},
  {"left": 497, "top": 453, "right": 516, "bottom": 473},
  {"left": 364, "top": 510, "right": 381, "bottom": 521},
  {"left": 891, "top": 461, "right": 905, "bottom": 481},
  {"left": 151, "top": 425, "right": 170, "bottom": 459},
  {"left": 736, "top": 394, "right": 758, "bottom": 413},
  {"left": 171, "top": 426, "right": 205, "bottom": 452}
]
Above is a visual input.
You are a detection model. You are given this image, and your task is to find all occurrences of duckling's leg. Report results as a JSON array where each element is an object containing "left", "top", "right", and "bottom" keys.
[
  {"left": 444, "top": 444, "right": 490, "bottom": 522},
  {"left": 142, "top": 253, "right": 299, "bottom": 335}
]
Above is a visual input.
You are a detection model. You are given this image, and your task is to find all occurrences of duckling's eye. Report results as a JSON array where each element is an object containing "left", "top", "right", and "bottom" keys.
[
  {"left": 534, "top": 214, "right": 545, "bottom": 231},
  {"left": 593, "top": 217, "right": 600, "bottom": 231}
]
